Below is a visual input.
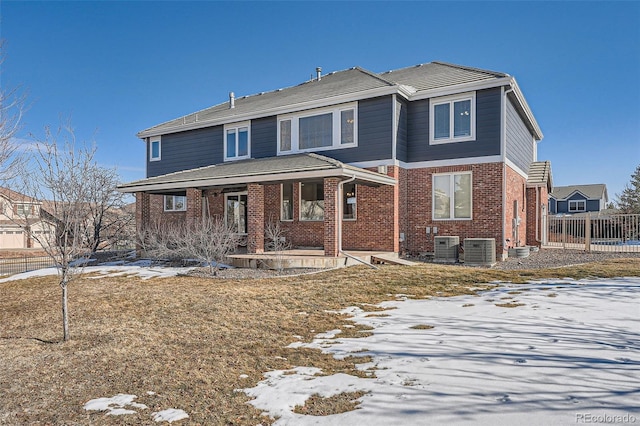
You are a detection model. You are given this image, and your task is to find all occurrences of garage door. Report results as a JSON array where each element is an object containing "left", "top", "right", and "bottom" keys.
[{"left": 0, "top": 230, "right": 25, "bottom": 249}]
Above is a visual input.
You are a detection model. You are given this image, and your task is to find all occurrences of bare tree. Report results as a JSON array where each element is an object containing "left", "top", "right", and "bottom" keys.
[
  {"left": 15, "top": 124, "right": 103, "bottom": 341},
  {"left": 82, "top": 164, "right": 134, "bottom": 253},
  {"left": 0, "top": 41, "right": 26, "bottom": 182},
  {"left": 264, "top": 217, "right": 291, "bottom": 272}
]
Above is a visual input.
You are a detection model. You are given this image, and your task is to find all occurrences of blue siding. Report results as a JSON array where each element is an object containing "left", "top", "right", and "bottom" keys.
[
  {"left": 551, "top": 193, "right": 602, "bottom": 214},
  {"left": 406, "top": 88, "right": 501, "bottom": 163},
  {"left": 396, "top": 98, "right": 408, "bottom": 163},
  {"left": 316, "top": 96, "right": 393, "bottom": 163},
  {"left": 251, "top": 116, "right": 277, "bottom": 158},
  {"left": 147, "top": 126, "right": 222, "bottom": 178},
  {"left": 505, "top": 97, "right": 534, "bottom": 172}
]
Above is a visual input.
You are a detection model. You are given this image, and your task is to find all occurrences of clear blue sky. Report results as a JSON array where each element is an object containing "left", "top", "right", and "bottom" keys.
[{"left": 1, "top": 1, "right": 639, "bottom": 200}]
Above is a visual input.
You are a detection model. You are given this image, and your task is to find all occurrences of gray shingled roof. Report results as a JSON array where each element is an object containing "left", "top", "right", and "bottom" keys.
[
  {"left": 379, "top": 61, "right": 507, "bottom": 91},
  {"left": 138, "top": 62, "right": 515, "bottom": 138},
  {"left": 526, "top": 161, "right": 553, "bottom": 190},
  {"left": 117, "top": 153, "right": 396, "bottom": 193},
  {"left": 550, "top": 184, "right": 608, "bottom": 201}
]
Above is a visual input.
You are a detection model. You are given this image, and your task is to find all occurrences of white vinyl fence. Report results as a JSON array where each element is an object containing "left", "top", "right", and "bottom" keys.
[{"left": 546, "top": 213, "right": 640, "bottom": 253}]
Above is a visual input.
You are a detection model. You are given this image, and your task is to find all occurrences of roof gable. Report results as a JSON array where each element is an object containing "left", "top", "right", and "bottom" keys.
[{"left": 550, "top": 184, "right": 608, "bottom": 201}]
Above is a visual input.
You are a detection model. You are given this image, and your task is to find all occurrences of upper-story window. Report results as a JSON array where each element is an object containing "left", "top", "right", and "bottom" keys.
[
  {"left": 430, "top": 92, "right": 475, "bottom": 144},
  {"left": 150, "top": 137, "right": 161, "bottom": 161},
  {"left": 278, "top": 103, "right": 357, "bottom": 154},
  {"left": 224, "top": 121, "right": 250, "bottom": 161},
  {"left": 16, "top": 204, "right": 37, "bottom": 217},
  {"left": 568, "top": 200, "right": 586, "bottom": 212}
]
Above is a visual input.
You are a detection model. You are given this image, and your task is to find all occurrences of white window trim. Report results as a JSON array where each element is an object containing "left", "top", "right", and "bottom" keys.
[
  {"left": 281, "top": 183, "right": 294, "bottom": 222},
  {"left": 150, "top": 137, "right": 161, "bottom": 162},
  {"left": 432, "top": 171, "right": 473, "bottom": 221},
  {"left": 568, "top": 199, "right": 587, "bottom": 212},
  {"left": 277, "top": 103, "right": 358, "bottom": 155},
  {"left": 224, "top": 121, "right": 251, "bottom": 161},
  {"left": 299, "top": 182, "right": 324, "bottom": 222},
  {"left": 224, "top": 191, "right": 248, "bottom": 234},
  {"left": 429, "top": 92, "right": 476, "bottom": 145},
  {"left": 163, "top": 195, "right": 186, "bottom": 212}
]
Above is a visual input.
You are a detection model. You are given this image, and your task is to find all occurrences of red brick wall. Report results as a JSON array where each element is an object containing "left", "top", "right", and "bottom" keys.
[
  {"left": 526, "top": 185, "right": 549, "bottom": 247},
  {"left": 504, "top": 165, "right": 527, "bottom": 248},
  {"left": 404, "top": 162, "right": 505, "bottom": 257},
  {"left": 247, "top": 184, "right": 264, "bottom": 253}
]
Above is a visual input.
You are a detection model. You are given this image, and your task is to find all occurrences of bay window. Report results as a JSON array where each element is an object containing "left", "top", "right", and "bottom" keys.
[{"left": 278, "top": 103, "right": 357, "bottom": 154}]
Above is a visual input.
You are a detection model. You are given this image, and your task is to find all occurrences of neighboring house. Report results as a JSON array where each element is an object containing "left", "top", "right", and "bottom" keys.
[
  {"left": 549, "top": 184, "right": 608, "bottom": 215},
  {"left": 0, "top": 188, "right": 54, "bottom": 250},
  {"left": 118, "top": 61, "right": 552, "bottom": 260}
]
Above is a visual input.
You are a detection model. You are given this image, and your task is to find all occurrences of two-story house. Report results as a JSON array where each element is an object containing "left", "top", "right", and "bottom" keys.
[
  {"left": 118, "top": 61, "right": 551, "bottom": 261},
  {"left": 549, "top": 184, "right": 608, "bottom": 215},
  {"left": 0, "top": 187, "right": 54, "bottom": 249}
]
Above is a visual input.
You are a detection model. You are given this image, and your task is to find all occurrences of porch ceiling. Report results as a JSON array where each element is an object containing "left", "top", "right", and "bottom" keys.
[{"left": 117, "top": 153, "right": 397, "bottom": 193}]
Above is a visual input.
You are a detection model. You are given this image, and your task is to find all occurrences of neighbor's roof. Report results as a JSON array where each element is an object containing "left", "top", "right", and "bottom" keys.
[
  {"left": 138, "top": 61, "right": 542, "bottom": 140},
  {"left": 117, "top": 153, "right": 397, "bottom": 193},
  {"left": 550, "top": 184, "right": 608, "bottom": 201},
  {"left": 526, "top": 161, "right": 553, "bottom": 190},
  {"left": 0, "top": 187, "right": 39, "bottom": 204}
]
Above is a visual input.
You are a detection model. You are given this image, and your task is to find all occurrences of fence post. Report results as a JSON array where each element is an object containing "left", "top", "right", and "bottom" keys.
[
  {"left": 585, "top": 213, "right": 591, "bottom": 252},
  {"left": 562, "top": 216, "right": 566, "bottom": 249}
]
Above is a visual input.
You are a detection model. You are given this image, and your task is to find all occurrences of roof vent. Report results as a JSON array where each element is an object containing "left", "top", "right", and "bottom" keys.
[
  {"left": 316, "top": 67, "right": 322, "bottom": 81},
  {"left": 229, "top": 92, "right": 235, "bottom": 109}
]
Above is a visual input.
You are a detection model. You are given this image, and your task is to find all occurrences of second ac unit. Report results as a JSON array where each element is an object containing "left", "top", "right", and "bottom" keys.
[{"left": 464, "top": 238, "right": 496, "bottom": 266}]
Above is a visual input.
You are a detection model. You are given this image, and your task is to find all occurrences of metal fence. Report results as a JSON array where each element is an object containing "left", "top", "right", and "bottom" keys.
[
  {"left": 546, "top": 213, "right": 640, "bottom": 252},
  {"left": 0, "top": 256, "right": 57, "bottom": 276}
]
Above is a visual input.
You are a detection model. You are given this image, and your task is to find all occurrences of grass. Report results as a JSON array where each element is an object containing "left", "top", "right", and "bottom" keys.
[{"left": 0, "top": 258, "right": 638, "bottom": 425}]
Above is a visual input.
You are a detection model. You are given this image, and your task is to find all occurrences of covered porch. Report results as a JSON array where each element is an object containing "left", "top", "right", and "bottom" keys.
[{"left": 118, "top": 153, "right": 399, "bottom": 257}]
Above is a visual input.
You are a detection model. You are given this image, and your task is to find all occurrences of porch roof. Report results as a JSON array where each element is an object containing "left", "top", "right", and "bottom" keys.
[{"left": 117, "top": 153, "right": 397, "bottom": 193}]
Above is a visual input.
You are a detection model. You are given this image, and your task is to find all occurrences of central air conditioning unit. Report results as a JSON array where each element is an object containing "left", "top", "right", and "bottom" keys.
[
  {"left": 434, "top": 236, "right": 459, "bottom": 263},
  {"left": 464, "top": 238, "right": 496, "bottom": 266}
]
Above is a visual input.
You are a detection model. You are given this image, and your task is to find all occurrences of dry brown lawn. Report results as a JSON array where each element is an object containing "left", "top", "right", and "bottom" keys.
[{"left": 1, "top": 259, "right": 639, "bottom": 425}]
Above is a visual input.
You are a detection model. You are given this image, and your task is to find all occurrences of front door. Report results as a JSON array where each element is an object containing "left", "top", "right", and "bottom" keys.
[{"left": 225, "top": 192, "right": 247, "bottom": 234}]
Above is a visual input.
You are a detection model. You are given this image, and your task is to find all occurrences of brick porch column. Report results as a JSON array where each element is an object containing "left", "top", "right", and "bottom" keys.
[
  {"left": 324, "top": 177, "right": 341, "bottom": 257},
  {"left": 135, "top": 192, "right": 151, "bottom": 254},
  {"left": 186, "top": 188, "right": 203, "bottom": 227},
  {"left": 247, "top": 183, "right": 264, "bottom": 254}
]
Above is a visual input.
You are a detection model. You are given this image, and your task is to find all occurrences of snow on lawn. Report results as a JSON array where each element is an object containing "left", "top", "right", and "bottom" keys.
[
  {"left": 243, "top": 278, "right": 640, "bottom": 425},
  {"left": 0, "top": 262, "right": 193, "bottom": 282},
  {"left": 84, "top": 394, "right": 188, "bottom": 423}
]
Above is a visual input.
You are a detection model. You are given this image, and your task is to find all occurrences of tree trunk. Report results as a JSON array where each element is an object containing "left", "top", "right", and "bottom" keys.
[{"left": 61, "top": 279, "right": 69, "bottom": 341}]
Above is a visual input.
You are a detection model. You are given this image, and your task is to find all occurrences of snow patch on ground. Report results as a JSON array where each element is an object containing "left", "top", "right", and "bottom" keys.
[
  {"left": 84, "top": 393, "right": 188, "bottom": 423},
  {"left": 243, "top": 278, "right": 640, "bottom": 425},
  {"left": 0, "top": 264, "right": 192, "bottom": 282}
]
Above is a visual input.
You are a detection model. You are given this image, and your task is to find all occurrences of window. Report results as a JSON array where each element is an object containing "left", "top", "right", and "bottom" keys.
[
  {"left": 150, "top": 138, "right": 161, "bottom": 161},
  {"left": 300, "top": 182, "right": 324, "bottom": 221},
  {"left": 430, "top": 92, "right": 475, "bottom": 144},
  {"left": 568, "top": 200, "right": 586, "bottom": 212},
  {"left": 278, "top": 103, "right": 357, "bottom": 154},
  {"left": 433, "top": 172, "right": 472, "bottom": 220},
  {"left": 281, "top": 183, "right": 293, "bottom": 221},
  {"left": 343, "top": 183, "right": 356, "bottom": 220},
  {"left": 164, "top": 195, "right": 186, "bottom": 212},
  {"left": 224, "top": 122, "right": 250, "bottom": 161},
  {"left": 225, "top": 193, "right": 247, "bottom": 233},
  {"left": 16, "top": 204, "right": 35, "bottom": 217}
]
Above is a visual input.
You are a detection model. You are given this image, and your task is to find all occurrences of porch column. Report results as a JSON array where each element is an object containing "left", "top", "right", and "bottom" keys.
[
  {"left": 186, "top": 188, "right": 203, "bottom": 227},
  {"left": 324, "top": 177, "right": 341, "bottom": 257},
  {"left": 135, "top": 191, "right": 151, "bottom": 233},
  {"left": 135, "top": 191, "right": 151, "bottom": 255},
  {"left": 247, "top": 183, "right": 265, "bottom": 254}
]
